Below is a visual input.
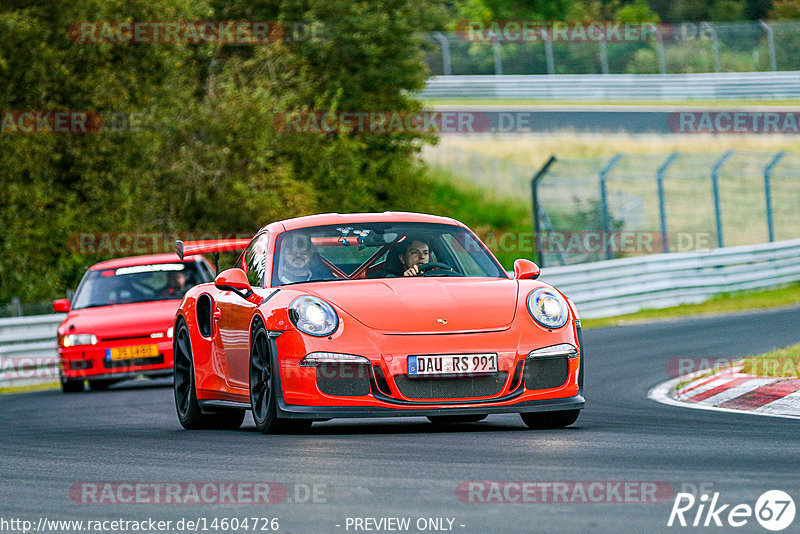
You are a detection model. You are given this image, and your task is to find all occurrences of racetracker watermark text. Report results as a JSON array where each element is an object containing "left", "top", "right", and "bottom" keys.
[
  {"left": 666, "top": 357, "right": 799, "bottom": 379},
  {"left": 455, "top": 20, "right": 673, "bottom": 42},
  {"left": 471, "top": 231, "right": 715, "bottom": 255},
  {"left": 0, "top": 358, "right": 58, "bottom": 380},
  {"left": 668, "top": 112, "right": 800, "bottom": 134},
  {"left": 271, "top": 111, "right": 560, "bottom": 134},
  {"left": 457, "top": 481, "right": 674, "bottom": 503},
  {"left": 68, "top": 232, "right": 252, "bottom": 255},
  {"left": 69, "top": 21, "right": 284, "bottom": 43},
  {"left": 69, "top": 482, "right": 329, "bottom": 504},
  {"left": 1, "top": 111, "right": 146, "bottom": 134}
]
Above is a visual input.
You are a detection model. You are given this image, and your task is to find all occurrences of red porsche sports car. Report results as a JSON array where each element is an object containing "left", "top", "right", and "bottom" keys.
[
  {"left": 54, "top": 253, "right": 215, "bottom": 392},
  {"left": 173, "top": 212, "right": 584, "bottom": 433}
]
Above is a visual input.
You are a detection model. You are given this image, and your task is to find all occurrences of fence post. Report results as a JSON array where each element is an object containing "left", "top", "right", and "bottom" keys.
[
  {"left": 11, "top": 297, "right": 23, "bottom": 317},
  {"left": 599, "top": 39, "right": 609, "bottom": 74},
  {"left": 430, "top": 32, "right": 452, "bottom": 75},
  {"left": 701, "top": 23, "right": 720, "bottom": 72},
  {"left": 492, "top": 38, "right": 503, "bottom": 75},
  {"left": 656, "top": 152, "right": 680, "bottom": 253},
  {"left": 544, "top": 35, "right": 555, "bottom": 74},
  {"left": 759, "top": 21, "right": 777, "bottom": 71},
  {"left": 531, "top": 155, "right": 557, "bottom": 267},
  {"left": 711, "top": 150, "right": 734, "bottom": 249},
  {"left": 599, "top": 154, "right": 624, "bottom": 260},
  {"left": 764, "top": 151, "right": 785, "bottom": 243},
  {"left": 655, "top": 26, "right": 667, "bottom": 74}
]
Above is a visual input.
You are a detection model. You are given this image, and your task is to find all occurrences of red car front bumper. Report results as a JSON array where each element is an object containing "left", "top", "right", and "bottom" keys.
[
  {"left": 248, "top": 319, "right": 584, "bottom": 418},
  {"left": 59, "top": 338, "right": 174, "bottom": 381}
]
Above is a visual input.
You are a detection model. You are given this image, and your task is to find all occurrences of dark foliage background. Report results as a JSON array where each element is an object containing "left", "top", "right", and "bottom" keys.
[{"left": 1, "top": 0, "right": 795, "bottom": 303}]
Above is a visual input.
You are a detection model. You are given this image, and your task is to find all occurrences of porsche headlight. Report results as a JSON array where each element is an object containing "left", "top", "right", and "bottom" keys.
[
  {"left": 526, "top": 288, "right": 569, "bottom": 329},
  {"left": 289, "top": 296, "right": 339, "bottom": 337},
  {"left": 62, "top": 333, "right": 98, "bottom": 347}
]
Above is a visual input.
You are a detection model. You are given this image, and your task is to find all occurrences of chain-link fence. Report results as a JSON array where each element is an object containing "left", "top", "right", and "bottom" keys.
[
  {"left": 425, "top": 20, "right": 800, "bottom": 75},
  {"left": 423, "top": 146, "right": 800, "bottom": 267}
]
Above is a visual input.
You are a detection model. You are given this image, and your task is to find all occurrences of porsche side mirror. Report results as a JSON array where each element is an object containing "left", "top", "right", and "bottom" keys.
[
  {"left": 215, "top": 268, "right": 253, "bottom": 298},
  {"left": 513, "top": 259, "right": 540, "bottom": 280},
  {"left": 53, "top": 298, "right": 71, "bottom": 313}
]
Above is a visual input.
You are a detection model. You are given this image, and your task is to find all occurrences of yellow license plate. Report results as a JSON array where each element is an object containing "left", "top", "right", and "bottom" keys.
[{"left": 107, "top": 344, "right": 160, "bottom": 361}]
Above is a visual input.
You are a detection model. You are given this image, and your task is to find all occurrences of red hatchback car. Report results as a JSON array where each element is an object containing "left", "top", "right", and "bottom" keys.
[{"left": 54, "top": 253, "right": 215, "bottom": 392}]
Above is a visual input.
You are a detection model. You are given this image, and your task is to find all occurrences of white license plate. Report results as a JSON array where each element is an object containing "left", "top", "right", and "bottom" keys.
[{"left": 407, "top": 353, "right": 498, "bottom": 376}]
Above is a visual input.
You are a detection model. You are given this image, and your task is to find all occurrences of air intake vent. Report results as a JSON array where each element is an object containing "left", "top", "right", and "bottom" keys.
[
  {"left": 524, "top": 356, "right": 568, "bottom": 390},
  {"left": 372, "top": 365, "right": 392, "bottom": 396},
  {"left": 316, "top": 364, "right": 371, "bottom": 396},
  {"left": 394, "top": 372, "right": 508, "bottom": 400},
  {"left": 196, "top": 294, "right": 213, "bottom": 338},
  {"left": 510, "top": 360, "right": 524, "bottom": 390}
]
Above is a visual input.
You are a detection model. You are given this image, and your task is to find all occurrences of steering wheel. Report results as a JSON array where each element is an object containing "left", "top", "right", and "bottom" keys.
[{"left": 418, "top": 262, "right": 465, "bottom": 277}]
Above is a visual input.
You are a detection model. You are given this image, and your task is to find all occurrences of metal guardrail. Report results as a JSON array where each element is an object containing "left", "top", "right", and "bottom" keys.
[
  {"left": 539, "top": 238, "right": 800, "bottom": 318},
  {"left": 2, "top": 239, "right": 799, "bottom": 386},
  {"left": 421, "top": 71, "right": 800, "bottom": 100},
  {"left": 0, "top": 314, "right": 64, "bottom": 388}
]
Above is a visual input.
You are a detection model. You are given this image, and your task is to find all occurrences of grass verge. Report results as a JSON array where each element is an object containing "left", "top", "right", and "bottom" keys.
[
  {"left": 581, "top": 281, "right": 800, "bottom": 329},
  {"left": 0, "top": 381, "right": 59, "bottom": 394},
  {"left": 740, "top": 343, "right": 800, "bottom": 378},
  {"left": 429, "top": 133, "right": 800, "bottom": 170}
]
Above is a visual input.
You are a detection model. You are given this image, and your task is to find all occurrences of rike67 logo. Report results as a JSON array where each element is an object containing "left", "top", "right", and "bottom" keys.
[{"left": 668, "top": 490, "right": 795, "bottom": 531}]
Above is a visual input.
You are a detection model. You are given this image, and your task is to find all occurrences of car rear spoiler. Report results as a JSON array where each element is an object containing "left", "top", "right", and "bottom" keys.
[{"left": 175, "top": 238, "right": 252, "bottom": 272}]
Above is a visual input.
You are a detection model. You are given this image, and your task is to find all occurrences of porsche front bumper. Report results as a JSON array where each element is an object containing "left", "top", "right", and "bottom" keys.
[{"left": 275, "top": 394, "right": 585, "bottom": 419}]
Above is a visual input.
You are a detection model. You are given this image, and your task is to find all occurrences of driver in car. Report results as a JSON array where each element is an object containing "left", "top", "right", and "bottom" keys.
[
  {"left": 161, "top": 270, "right": 188, "bottom": 298},
  {"left": 396, "top": 237, "right": 430, "bottom": 277}
]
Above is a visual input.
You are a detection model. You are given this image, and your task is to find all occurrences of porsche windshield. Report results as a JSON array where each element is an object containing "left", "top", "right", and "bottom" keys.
[
  {"left": 71, "top": 262, "right": 210, "bottom": 309},
  {"left": 272, "top": 223, "right": 507, "bottom": 286}
]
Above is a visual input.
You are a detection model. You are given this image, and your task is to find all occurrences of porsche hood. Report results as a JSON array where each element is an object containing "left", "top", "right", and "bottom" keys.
[{"left": 306, "top": 278, "right": 520, "bottom": 333}]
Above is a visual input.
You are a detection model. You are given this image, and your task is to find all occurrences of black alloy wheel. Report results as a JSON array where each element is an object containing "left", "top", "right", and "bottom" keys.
[{"left": 174, "top": 319, "right": 244, "bottom": 430}]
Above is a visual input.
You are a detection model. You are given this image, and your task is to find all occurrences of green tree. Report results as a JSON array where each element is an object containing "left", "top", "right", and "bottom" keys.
[
  {"left": 1, "top": 0, "right": 447, "bottom": 304},
  {"left": 0, "top": 0, "right": 208, "bottom": 302}
]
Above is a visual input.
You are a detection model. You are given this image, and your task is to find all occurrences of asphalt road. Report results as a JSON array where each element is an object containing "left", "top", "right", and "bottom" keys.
[{"left": 2, "top": 306, "right": 799, "bottom": 534}]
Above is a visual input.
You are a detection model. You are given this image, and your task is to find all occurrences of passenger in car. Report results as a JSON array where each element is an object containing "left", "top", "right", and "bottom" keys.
[{"left": 277, "top": 233, "right": 334, "bottom": 284}]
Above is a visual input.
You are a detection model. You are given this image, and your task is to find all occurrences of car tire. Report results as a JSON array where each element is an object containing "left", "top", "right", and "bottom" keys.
[
  {"left": 61, "top": 379, "right": 84, "bottom": 393},
  {"left": 427, "top": 415, "right": 487, "bottom": 424},
  {"left": 249, "top": 324, "right": 308, "bottom": 434},
  {"left": 173, "top": 318, "right": 245, "bottom": 430},
  {"left": 520, "top": 409, "right": 580, "bottom": 429}
]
